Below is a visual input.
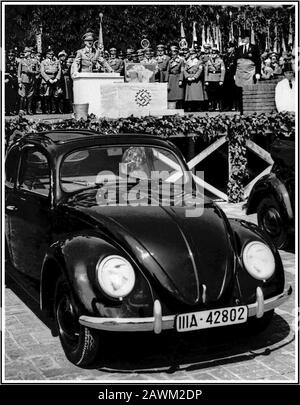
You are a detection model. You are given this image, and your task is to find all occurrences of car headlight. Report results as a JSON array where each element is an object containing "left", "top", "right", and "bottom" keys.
[
  {"left": 96, "top": 255, "right": 135, "bottom": 298},
  {"left": 242, "top": 241, "right": 275, "bottom": 280}
]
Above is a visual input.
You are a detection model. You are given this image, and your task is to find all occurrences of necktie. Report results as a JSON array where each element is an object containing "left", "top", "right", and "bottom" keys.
[{"left": 289, "top": 80, "right": 293, "bottom": 89}]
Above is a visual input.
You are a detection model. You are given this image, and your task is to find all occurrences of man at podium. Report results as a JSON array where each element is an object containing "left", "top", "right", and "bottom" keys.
[{"left": 72, "top": 31, "right": 112, "bottom": 77}]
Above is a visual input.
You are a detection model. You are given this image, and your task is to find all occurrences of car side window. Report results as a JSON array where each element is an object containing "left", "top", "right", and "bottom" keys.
[
  {"left": 18, "top": 149, "right": 50, "bottom": 197},
  {"left": 5, "top": 146, "right": 20, "bottom": 188}
]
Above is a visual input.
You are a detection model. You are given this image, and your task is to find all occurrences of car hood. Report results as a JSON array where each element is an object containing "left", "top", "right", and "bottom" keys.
[{"left": 65, "top": 192, "right": 235, "bottom": 306}]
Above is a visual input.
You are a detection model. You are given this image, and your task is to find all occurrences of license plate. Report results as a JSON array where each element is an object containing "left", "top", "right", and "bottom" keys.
[{"left": 176, "top": 305, "right": 248, "bottom": 332}]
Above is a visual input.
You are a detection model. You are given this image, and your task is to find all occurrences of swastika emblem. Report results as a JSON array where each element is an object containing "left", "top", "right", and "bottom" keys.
[{"left": 135, "top": 89, "right": 152, "bottom": 107}]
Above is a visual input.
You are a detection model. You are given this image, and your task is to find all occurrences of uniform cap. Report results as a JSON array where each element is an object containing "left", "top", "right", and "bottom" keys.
[
  {"left": 170, "top": 45, "right": 179, "bottom": 52},
  {"left": 58, "top": 50, "right": 67, "bottom": 57},
  {"left": 109, "top": 47, "right": 117, "bottom": 52},
  {"left": 24, "top": 47, "right": 32, "bottom": 52},
  {"left": 156, "top": 44, "right": 165, "bottom": 50},
  {"left": 82, "top": 32, "right": 94, "bottom": 41}
]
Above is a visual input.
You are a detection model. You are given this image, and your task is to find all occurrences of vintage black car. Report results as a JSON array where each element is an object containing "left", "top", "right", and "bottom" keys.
[
  {"left": 246, "top": 138, "right": 295, "bottom": 250},
  {"left": 5, "top": 130, "right": 292, "bottom": 367}
]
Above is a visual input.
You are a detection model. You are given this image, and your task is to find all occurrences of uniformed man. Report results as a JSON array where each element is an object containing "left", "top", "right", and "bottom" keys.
[
  {"left": 141, "top": 47, "right": 157, "bottom": 65},
  {"left": 17, "top": 46, "right": 40, "bottom": 114},
  {"left": 222, "top": 41, "right": 239, "bottom": 111},
  {"left": 234, "top": 30, "right": 261, "bottom": 87},
  {"left": 124, "top": 48, "right": 135, "bottom": 63},
  {"left": 40, "top": 48, "right": 62, "bottom": 114},
  {"left": 137, "top": 49, "right": 144, "bottom": 63},
  {"left": 72, "top": 32, "right": 113, "bottom": 76},
  {"left": 155, "top": 44, "right": 170, "bottom": 82},
  {"left": 204, "top": 47, "right": 225, "bottom": 111},
  {"left": 183, "top": 48, "right": 206, "bottom": 112},
  {"left": 181, "top": 47, "right": 190, "bottom": 62},
  {"left": 107, "top": 48, "right": 124, "bottom": 74},
  {"left": 30, "top": 48, "right": 42, "bottom": 114},
  {"left": 165, "top": 45, "right": 185, "bottom": 109},
  {"left": 65, "top": 54, "right": 76, "bottom": 110},
  {"left": 199, "top": 43, "right": 211, "bottom": 65},
  {"left": 58, "top": 50, "right": 69, "bottom": 113},
  {"left": 5, "top": 49, "right": 18, "bottom": 115}
]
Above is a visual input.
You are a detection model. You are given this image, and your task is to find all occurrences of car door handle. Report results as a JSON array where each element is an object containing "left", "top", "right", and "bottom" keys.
[{"left": 6, "top": 205, "right": 18, "bottom": 213}]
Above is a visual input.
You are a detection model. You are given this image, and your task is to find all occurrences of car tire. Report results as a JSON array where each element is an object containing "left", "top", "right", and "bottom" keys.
[
  {"left": 54, "top": 276, "right": 100, "bottom": 367},
  {"left": 247, "top": 309, "right": 274, "bottom": 334},
  {"left": 257, "top": 195, "right": 290, "bottom": 249}
]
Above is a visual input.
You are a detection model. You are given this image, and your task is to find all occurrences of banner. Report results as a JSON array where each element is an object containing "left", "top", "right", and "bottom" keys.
[
  {"left": 192, "top": 21, "right": 197, "bottom": 46},
  {"left": 180, "top": 22, "right": 186, "bottom": 39}
]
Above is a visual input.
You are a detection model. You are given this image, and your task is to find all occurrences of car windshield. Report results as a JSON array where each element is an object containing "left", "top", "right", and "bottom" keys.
[{"left": 60, "top": 145, "right": 190, "bottom": 193}]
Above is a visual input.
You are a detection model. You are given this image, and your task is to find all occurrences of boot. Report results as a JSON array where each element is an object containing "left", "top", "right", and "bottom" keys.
[
  {"left": 50, "top": 99, "right": 56, "bottom": 114},
  {"left": 18, "top": 97, "right": 26, "bottom": 114},
  {"left": 55, "top": 99, "right": 63, "bottom": 114},
  {"left": 27, "top": 98, "right": 33, "bottom": 115},
  {"left": 41, "top": 98, "right": 46, "bottom": 114},
  {"left": 35, "top": 100, "right": 43, "bottom": 114},
  {"left": 45, "top": 97, "right": 51, "bottom": 114}
]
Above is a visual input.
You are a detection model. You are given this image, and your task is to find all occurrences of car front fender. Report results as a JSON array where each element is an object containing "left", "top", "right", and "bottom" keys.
[
  {"left": 41, "top": 233, "right": 154, "bottom": 318},
  {"left": 228, "top": 218, "right": 285, "bottom": 304}
]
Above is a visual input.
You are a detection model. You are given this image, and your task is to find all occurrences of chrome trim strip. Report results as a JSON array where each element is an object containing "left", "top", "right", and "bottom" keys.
[{"left": 79, "top": 285, "right": 292, "bottom": 331}]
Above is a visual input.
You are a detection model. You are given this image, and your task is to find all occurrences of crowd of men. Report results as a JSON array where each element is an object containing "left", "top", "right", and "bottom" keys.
[{"left": 5, "top": 29, "right": 295, "bottom": 116}]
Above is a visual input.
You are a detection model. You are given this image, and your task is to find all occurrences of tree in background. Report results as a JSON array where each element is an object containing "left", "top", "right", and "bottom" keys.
[{"left": 5, "top": 4, "right": 295, "bottom": 54}]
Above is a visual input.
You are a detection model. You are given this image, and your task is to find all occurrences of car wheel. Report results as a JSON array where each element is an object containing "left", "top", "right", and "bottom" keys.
[
  {"left": 257, "top": 196, "right": 289, "bottom": 249},
  {"left": 54, "top": 276, "right": 100, "bottom": 367},
  {"left": 247, "top": 310, "right": 274, "bottom": 334}
]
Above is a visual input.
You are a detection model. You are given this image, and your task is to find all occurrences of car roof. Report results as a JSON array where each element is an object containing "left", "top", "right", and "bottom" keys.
[
  {"left": 9, "top": 130, "right": 186, "bottom": 166},
  {"left": 20, "top": 130, "right": 171, "bottom": 147}
]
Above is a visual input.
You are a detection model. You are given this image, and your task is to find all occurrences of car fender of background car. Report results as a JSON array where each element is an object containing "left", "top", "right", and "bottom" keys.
[
  {"left": 246, "top": 137, "right": 295, "bottom": 250},
  {"left": 5, "top": 130, "right": 292, "bottom": 367}
]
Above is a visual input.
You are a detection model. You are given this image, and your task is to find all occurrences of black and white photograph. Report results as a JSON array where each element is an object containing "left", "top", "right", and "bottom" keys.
[{"left": 1, "top": 0, "right": 298, "bottom": 388}]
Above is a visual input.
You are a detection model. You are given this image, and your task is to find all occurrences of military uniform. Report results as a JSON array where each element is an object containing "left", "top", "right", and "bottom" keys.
[
  {"left": 183, "top": 53, "right": 206, "bottom": 107},
  {"left": 107, "top": 49, "right": 124, "bottom": 74},
  {"left": 222, "top": 45, "right": 239, "bottom": 111},
  {"left": 57, "top": 51, "right": 70, "bottom": 113},
  {"left": 5, "top": 52, "right": 18, "bottom": 115},
  {"left": 73, "top": 47, "right": 113, "bottom": 73},
  {"left": 17, "top": 48, "right": 40, "bottom": 114},
  {"left": 204, "top": 51, "right": 225, "bottom": 110},
  {"left": 141, "top": 56, "right": 158, "bottom": 66},
  {"left": 165, "top": 48, "right": 185, "bottom": 105},
  {"left": 155, "top": 45, "right": 170, "bottom": 82},
  {"left": 40, "top": 52, "right": 62, "bottom": 113}
]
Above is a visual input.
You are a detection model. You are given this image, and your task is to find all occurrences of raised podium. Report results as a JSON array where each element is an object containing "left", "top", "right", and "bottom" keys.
[
  {"left": 72, "top": 73, "right": 123, "bottom": 116},
  {"left": 72, "top": 72, "right": 184, "bottom": 118}
]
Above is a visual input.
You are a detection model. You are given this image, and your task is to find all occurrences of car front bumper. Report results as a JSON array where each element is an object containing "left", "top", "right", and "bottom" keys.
[{"left": 79, "top": 285, "right": 292, "bottom": 333}]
